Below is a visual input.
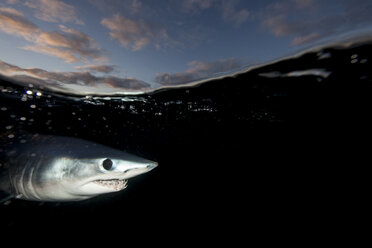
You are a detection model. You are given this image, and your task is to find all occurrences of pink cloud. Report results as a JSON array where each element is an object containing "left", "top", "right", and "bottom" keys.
[
  {"left": 22, "top": 45, "right": 79, "bottom": 63},
  {"left": 101, "top": 14, "right": 151, "bottom": 50},
  {"left": 75, "top": 64, "right": 117, "bottom": 74},
  {"left": 0, "top": 60, "right": 149, "bottom": 91},
  {"left": 6, "top": 0, "right": 19, "bottom": 4},
  {"left": 0, "top": 7, "right": 39, "bottom": 40},
  {"left": 23, "top": 25, "right": 107, "bottom": 63},
  {"left": 0, "top": 8, "right": 107, "bottom": 64},
  {"left": 24, "top": 0, "right": 83, "bottom": 25},
  {"left": 101, "top": 13, "right": 168, "bottom": 51}
]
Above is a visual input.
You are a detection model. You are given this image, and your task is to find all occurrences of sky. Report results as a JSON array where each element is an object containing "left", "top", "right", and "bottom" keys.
[{"left": 0, "top": 0, "right": 372, "bottom": 94}]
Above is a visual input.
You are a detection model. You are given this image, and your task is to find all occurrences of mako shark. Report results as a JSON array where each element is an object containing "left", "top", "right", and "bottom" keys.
[{"left": 0, "top": 134, "right": 157, "bottom": 202}]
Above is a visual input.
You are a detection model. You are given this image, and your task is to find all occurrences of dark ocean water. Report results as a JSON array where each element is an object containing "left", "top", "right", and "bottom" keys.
[{"left": 0, "top": 41, "right": 371, "bottom": 242}]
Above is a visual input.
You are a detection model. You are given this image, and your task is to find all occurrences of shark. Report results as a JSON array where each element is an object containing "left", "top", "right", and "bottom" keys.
[{"left": 0, "top": 134, "right": 157, "bottom": 202}]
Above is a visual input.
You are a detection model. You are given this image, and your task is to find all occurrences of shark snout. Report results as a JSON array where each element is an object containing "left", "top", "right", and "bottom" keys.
[
  {"left": 147, "top": 162, "right": 158, "bottom": 170},
  {"left": 122, "top": 161, "right": 157, "bottom": 176}
]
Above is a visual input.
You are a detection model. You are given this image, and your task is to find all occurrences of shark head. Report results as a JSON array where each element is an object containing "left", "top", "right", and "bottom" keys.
[
  {"left": 43, "top": 147, "right": 158, "bottom": 201},
  {"left": 8, "top": 135, "right": 158, "bottom": 201},
  {"left": 69, "top": 155, "right": 158, "bottom": 196}
]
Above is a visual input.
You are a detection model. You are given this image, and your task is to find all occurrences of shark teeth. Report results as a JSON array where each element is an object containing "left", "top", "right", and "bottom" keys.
[{"left": 93, "top": 179, "right": 128, "bottom": 191}]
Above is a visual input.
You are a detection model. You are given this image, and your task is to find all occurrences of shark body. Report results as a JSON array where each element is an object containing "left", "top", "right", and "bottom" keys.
[{"left": 0, "top": 134, "right": 157, "bottom": 202}]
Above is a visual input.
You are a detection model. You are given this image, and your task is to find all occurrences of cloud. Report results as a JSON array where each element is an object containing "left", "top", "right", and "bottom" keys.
[
  {"left": 156, "top": 58, "right": 241, "bottom": 85},
  {"left": 186, "top": 58, "right": 241, "bottom": 75},
  {"left": 101, "top": 13, "right": 168, "bottom": 51},
  {"left": 24, "top": 0, "right": 83, "bottom": 25},
  {"left": 24, "top": 25, "right": 107, "bottom": 63},
  {"left": 181, "top": 0, "right": 250, "bottom": 25},
  {"left": 130, "top": 0, "right": 142, "bottom": 14},
  {"left": 0, "top": 9, "right": 107, "bottom": 63},
  {"left": 22, "top": 45, "right": 79, "bottom": 63},
  {"left": 100, "top": 76, "right": 147, "bottom": 89},
  {"left": 0, "top": 7, "right": 39, "bottom": 40},
  {"left": 75, "top": 64, "right": 117, "bottom": 74},
  {"left": 0, "top": 59, "right": 22, "bottom": 73},
  {"left": 182, "top": 0, "right": 214, "bottom": 13},
  {"left": 220, "top": 0, "right": 250, "bottom": 26},
  {"left": 261, "top": 0, "right": 323, "bottom": 41},
  {"left": 6, "top": 0, "right": 19, "bottom": 4},
  {"left": 261, "top": 0, "right": 372, "bottom": 46},
  {"left": 291, "top": 33, "right": 320, "bottom": 46},
  {"left": 0, "top": 60, "right": 150, "bottom": 92},
  {"left": 155, "top": 72, "right": 195, "bottom": 86},
  {"left": 88, "top": 0, "right": 147, "bottom": 15}
]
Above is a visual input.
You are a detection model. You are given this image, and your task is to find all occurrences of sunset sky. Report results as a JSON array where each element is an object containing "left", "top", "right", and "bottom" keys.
[{"left": 1, "top": 0, "right": 372, "bottom": 94}]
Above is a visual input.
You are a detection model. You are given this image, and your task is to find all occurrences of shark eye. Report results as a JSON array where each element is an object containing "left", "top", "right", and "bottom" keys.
[{"left": 102, "top": 158, "right": 113, "bottom": 170}]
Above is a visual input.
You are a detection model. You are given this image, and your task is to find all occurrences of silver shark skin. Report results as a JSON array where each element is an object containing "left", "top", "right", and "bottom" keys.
[{"left": 0, "top": 134, "right": 157, "bottom": 201}]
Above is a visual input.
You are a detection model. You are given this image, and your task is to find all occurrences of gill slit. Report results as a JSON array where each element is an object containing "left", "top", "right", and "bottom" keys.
[{"left": 21, "top": 157, "right": 39, "bottom": 200}]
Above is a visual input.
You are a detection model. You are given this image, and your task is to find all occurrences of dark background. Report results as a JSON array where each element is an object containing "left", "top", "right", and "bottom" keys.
[{"left": 0, "top": 42, "right": 371, "bottom": 243}]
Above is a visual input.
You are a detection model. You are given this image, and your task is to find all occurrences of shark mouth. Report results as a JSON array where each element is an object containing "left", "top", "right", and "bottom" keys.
[{"left": 93, "top": 179, "right": 128, "bottom": 191}]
